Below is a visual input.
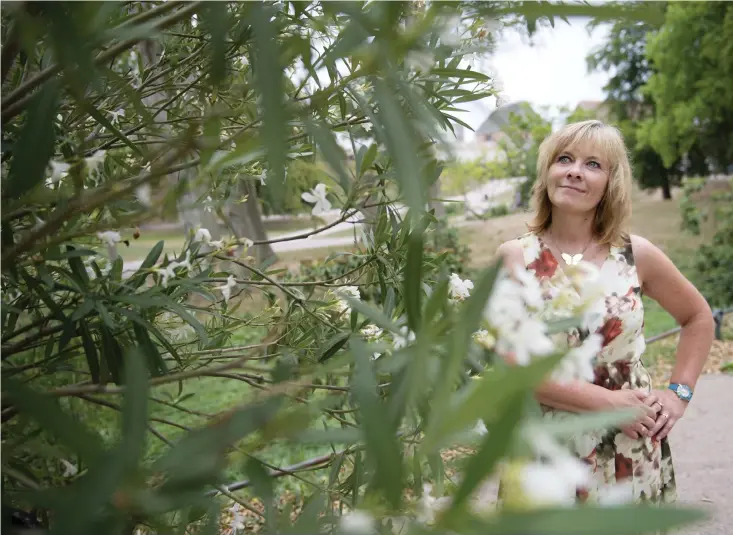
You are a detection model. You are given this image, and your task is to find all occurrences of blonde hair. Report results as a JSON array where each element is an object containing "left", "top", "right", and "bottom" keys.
[{"left": 527, "top": 120, "right": 633, "bottom": 246}]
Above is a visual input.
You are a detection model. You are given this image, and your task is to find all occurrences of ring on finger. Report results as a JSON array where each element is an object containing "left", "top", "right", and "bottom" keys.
[{"left": 661, "top": 412, "right": 669, "bottom": 419}]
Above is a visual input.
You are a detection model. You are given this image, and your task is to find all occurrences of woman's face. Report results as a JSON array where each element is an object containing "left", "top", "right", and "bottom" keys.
[{"left": 546, "top": 140, "right": 610, "bottom": 215}]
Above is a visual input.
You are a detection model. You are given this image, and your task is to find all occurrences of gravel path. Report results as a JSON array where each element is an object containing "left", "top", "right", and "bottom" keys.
[{"left": 668, "top": 374, "right": 732, "bottom": 534}]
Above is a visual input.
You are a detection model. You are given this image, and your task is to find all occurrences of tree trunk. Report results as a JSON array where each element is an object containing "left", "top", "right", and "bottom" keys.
[
  {"left": 660, "top": 173, "right": 672, "bottom": 200},
  {"left": 227, "top": 180, "right": 275, "bottom": 263},
  {"left": 429, "top": 179, "right": 446, "bottom": 218}
]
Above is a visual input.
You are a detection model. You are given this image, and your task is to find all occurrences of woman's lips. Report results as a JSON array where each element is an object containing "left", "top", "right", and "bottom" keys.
[{"left": 560, "top": 185, "right": 585, "bottom": 193}]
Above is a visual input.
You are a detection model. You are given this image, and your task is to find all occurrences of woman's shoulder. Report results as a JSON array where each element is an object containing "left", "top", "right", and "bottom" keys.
[{"left": 497, "top": 233, "right": 535, "bottom": 270}]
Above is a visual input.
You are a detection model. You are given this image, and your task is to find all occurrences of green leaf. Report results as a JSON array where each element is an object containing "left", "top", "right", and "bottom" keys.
[
  {"left": 153, "top": 397, "right": 283, "bottom": 488},
  {"left": 100, "top": 324, "right": 123, "bottom": 384},
  {"left": 250, "top": 3, "right": 287, "bottom": 210},
  {"left": 423, "top": 260, "right": 501, "bottom": 449},
  {"left": 79, "top": 321, "right": 101, "bottom": 383},
  {"left": 141, "top": 240, "right": 165, "bottom": 270},
  {"left": 119, "top": 348, "right": 149, "bottom": 471},
  {"left": 306, "top": 118, "right": 351, "bottom": 195},
  {"left": 373, "top": 78, "right": 426, "bottom": 214},
  {"left": 3, "top": 378, "right": 104, "bottom": 463},
  {"left": 429, "top": 68, "right": 491, "bottom": 82},
  {"left": 66, "top": 246, "right": 90, "bottom": 287},
  {"left": 341, "top": 295, "right": 401, "bottom": 335},
  {"left": 200, "top": 3, "right": 229, "bottom": 86},
  {"left": 351, "top": 338, "right": 403, "bottom": 508},
  {"left": 5, "top": 79, "right": 59, "bottom": 198},
  {"left": 466, "top": 504, "right": 706, "bottom": 534},
  {"left": 245, "top": 458, "right": 274, "bottom": 527},
  {"left": 423, "top": 275, "right": 449, "bottom": 326},
  {"left": 442, "top": 393, "right": 524, "bottom": 522},
  {"left": 404, "top": 223, "right": 424, "bottom": 333},
  {"left": 318, "top": 331, "right": 351, "bottom": 362},
  {"left": 359, "top": 142, "right": 378, "bottom": 177},
  {"left": 133, "top": 323, "right": 167, "bottom": 377}
]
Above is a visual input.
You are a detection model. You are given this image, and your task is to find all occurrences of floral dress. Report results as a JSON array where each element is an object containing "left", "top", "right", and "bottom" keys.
[{"left": 518, "top": 231, "right": 677, "bottom": 504}]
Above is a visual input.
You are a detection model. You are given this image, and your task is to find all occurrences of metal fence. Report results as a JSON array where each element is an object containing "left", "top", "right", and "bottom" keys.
[{"left": 646, "top": 307, "right": 733, "bottom": 344}]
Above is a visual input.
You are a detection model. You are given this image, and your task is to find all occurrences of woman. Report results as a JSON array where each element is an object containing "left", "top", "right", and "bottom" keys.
[{"left": 497, "top": 120, "right": 715, "bottom": 503}]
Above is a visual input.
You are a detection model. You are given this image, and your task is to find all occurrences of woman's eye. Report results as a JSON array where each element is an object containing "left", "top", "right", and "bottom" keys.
[
  {"left": 558, "top": 155, "right": 571, "bottom": 163},
  {"left": 588, "top": 160, "right": 601, "bottom": 169}
]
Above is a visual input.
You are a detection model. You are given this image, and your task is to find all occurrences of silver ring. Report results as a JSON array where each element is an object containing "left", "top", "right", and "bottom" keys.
[{"left": 662, "top": 413, "right": 669, "bottom": 419}]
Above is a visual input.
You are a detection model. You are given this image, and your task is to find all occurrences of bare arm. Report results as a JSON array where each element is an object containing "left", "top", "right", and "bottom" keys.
[{"left": 632, "top": 235, "right": 715, "bottom": 391}]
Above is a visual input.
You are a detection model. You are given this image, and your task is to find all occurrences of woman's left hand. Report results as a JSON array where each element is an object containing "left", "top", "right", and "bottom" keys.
[{"left": 645, "top": 389, "right": 688, "bottom": 440}]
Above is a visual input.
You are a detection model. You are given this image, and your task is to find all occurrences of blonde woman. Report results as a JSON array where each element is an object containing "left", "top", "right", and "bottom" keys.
[{"left": 497, "top": 120, "right": 715, "bottom": 504}]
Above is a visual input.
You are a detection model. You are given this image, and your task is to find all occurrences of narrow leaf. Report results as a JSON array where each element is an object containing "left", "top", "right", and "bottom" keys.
[{"left": 5, "top": 81, "right": 59, "bottom": 198}]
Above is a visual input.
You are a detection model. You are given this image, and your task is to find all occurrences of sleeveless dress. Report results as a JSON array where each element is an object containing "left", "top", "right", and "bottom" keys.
[{"left": 516, "top": 232, "right": 677, "bottom": 504}]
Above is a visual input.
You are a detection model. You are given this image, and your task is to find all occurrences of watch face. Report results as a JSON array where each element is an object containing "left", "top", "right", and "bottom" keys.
[{"left": 677, "top": 385, "right": 691, "bottom": 398}]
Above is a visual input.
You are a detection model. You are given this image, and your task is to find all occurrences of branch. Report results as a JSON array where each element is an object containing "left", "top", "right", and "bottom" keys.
[{"left": 1, "top": 2, "right": 202, "bottom": 122}]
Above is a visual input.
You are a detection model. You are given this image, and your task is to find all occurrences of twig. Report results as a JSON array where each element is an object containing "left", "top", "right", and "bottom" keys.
[
  {"left": 76, "top": 394, "right": 191, "bottom": 431},
  {"left": 1, "top": 2, "right": 201, "bottom": 122}
]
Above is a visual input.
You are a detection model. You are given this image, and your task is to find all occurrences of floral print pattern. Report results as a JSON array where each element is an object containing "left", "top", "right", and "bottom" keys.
[{"left": 517, "top": 232, "right": 677, "bottom": 505}]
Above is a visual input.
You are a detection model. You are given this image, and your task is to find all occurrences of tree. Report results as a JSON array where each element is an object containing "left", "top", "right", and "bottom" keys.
[
  {"left": 1, "top": 2, "right": 700, "bottom": 534},
  {"left": 640, "top": 2, "right": 733, "bottom": 173},
  {"left": 586, "top": 6, "right": 683, "bottom": 199}
]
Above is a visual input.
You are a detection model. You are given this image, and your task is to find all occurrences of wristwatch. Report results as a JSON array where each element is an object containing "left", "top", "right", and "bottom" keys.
[{"left": 668, "top": 383, "right": 693, "bottom": 402}]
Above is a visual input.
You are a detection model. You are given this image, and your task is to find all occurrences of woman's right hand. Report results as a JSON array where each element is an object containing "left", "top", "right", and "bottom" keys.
[{"left": 608, "top": 389, "right": 659, "bottom": 439}]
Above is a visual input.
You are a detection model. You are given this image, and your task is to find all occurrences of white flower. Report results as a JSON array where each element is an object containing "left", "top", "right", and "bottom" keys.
[
  {"left": 474, "top": 419, "right": 488, "bottom": 436},
  {"left": 194, "top": 227, "right": 212, "bottom": 244},
  {"left": 85, "top": 150, "right": 106, "bottom": 175},
  {"left": 405, "top": 50, "right": 435, "bottom": 73},
  {"left": 438, "top": 16, "right": 462, "bottom": 46},
  {"left": 155, "top": 251, "right": 191, "bottom": 288},
  {"left": 483, "top": 268, "right": 554, "bottom": 365},
  {"left": 61, "top": 459, "right": 78, "bottom": 477},
  {"left": 448, "top": 273, "right": 473, "bottom": 302},
  {"left": 48, "top": 160, "right": 70, "bottom": 185},
  {"left": 472, "top": 329, "right": 496, "bottom": 351},
  {"left": 96, "top": 231, "right": 122, "bottom": 260},
  {"left": 214, "top": 275, "right": 237, "bottom": 304},
  {"left": 513, "top": 426, "right": 592, "bottom": 507},
  {"left": 109, "top": 109, "right": 124, "bottom": 124},
  {"left": 519, "top": 457, "right": 589, "bottom": 506},
  {"left": 301, "top": 183, "right": 331, "bottom": 215},
  {"left": 339, "top": 510, "right": 375, "bottom": 534},
  {"left": 360, "top": 324, "right": 383, "bottom": 341},
  {"left": 329, "top": 285, "right": 360, "bottom": 314},
  {"left": 228, "top": 503, "right": 246, "bottom": 531},
  {"left": 416, "top": 484, "right": 452, "bottom": 526},
  {"left": 191, "top": 14, "right": 198, "bottom": 28},
  {"left": 239, "top": 237, "right": 254, "bottom": 248},
  {"left": 392, "top": 326, "right": 415, "bottom": 350},
  {"left": 135, "top": 183, "right": 152, "bottom": 206},
  {"left": 204, "top": 195, "right": 214, "bottom": 213},
  {"left": 553, "top": 333, "right": 602, "bottom": 383}
]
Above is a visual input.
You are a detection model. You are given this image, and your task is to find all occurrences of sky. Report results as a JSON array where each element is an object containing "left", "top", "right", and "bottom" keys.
[{"left": 454, "top": 19, "right": 612, "bottom": 137}]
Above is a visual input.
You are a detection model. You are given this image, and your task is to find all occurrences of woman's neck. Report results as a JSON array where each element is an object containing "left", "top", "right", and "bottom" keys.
[{"left": 547, "top": 209, "right": 595, "bottom": 249}]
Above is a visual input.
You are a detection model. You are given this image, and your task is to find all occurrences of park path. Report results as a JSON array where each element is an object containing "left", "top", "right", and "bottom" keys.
[{"left": 668, "top": 373, "right": 732, "bottom": 534}]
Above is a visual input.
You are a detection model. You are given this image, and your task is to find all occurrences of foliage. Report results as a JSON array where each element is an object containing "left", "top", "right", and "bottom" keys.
[
  {"left": 441, "top": 158, "right": 512, "bottom": 195},
  {"left": 0, "top": 2, "right": 703, "bottom": 535},
  {"left": 586, "top": 5, "right": 686, "bottom": 200},
  {"left": 639, "top": 2, "right": 733, "bottom": 172},
  {"left": 494, "top": 103, "right": 552, "bottom": 206},
  {"left": 679, "top": 179, "right": 733, "bottom": 308}
]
